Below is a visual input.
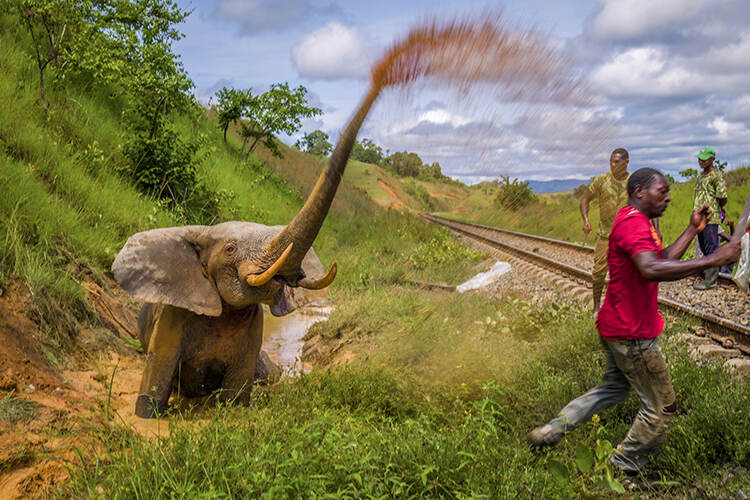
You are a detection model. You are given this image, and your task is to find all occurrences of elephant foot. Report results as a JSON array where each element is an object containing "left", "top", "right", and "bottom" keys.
[{"left": 135, "top": 394, "right": 168, "bottom": 419}]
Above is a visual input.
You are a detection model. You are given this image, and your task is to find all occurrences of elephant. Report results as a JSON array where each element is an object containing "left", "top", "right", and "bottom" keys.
[{"left": 112, "top": 85, "right": 381, "bottom": 418}]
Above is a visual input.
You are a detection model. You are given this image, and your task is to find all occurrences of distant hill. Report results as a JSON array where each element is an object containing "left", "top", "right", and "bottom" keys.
[{"left": 527, "top": 178, "right": 587, "bottom": 193}]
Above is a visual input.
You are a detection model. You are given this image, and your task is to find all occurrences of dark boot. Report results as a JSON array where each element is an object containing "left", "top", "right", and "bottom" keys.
[{"left": 693, "top": 266, "right": 719, "bottom": 290}]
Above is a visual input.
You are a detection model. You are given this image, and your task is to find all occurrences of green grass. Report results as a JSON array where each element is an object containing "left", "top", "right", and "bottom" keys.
[
  {"left": 4, "top": 11, "right": 750, "bottom": 498},
  {"left": 62, "top": 299, "right": 750, "bottom": 498},
  {"left": 452, "top": 169, "right": 750, "bottom": 254},
  {"left": 0, "top": 392, "right": 38, "bottom": 424}
]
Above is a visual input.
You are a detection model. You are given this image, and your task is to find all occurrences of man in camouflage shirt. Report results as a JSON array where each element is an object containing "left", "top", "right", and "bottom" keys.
[
  {"left": 580, "top": 148, "right": 630, "bottom": 312},
  {"left": 693, "top": 146, "right": 728, "bottom": 290}
]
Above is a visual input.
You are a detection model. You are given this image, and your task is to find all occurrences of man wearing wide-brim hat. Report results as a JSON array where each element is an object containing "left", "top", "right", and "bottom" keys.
[{"left": 692, "top": 146, "right": 728, "bottom": 290}]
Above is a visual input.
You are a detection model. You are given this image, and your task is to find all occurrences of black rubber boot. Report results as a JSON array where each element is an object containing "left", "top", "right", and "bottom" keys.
[{"left": 693, "top": 266, "right": 719, "bottom": 290}]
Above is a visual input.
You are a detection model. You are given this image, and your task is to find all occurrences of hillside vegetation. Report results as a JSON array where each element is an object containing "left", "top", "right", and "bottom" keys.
[
  {"left": 451, "top": 167, "right": 750, "bottom": 252},
  {"left": 1, "top": 4, "right": 750, "bottom": 498}
]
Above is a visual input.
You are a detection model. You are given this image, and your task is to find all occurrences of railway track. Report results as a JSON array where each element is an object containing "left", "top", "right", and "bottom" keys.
[
  {"left": 422, "top": 213, "right": 750, "bottom": 356},
  {"left": 426, "top": 214, "right": 736, "bottom": 286}
]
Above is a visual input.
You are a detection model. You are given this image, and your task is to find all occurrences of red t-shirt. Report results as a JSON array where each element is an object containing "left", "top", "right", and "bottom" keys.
[{"left": 596, "top": 206, "right": 664, "bottom": 340}]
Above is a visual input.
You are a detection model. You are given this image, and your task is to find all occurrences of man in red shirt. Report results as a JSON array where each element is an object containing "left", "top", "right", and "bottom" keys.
[{"left": 528, "top": 167, "right": 740, "bottom": 475}]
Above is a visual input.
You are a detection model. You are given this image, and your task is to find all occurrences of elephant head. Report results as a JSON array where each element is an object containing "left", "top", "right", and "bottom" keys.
[{"left": 112, "top": 85, "right": 381, "bottom": 316}]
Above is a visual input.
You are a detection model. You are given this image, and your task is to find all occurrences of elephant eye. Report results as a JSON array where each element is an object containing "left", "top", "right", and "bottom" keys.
[{"left": 224, "top": 243, "right": 237, "bottom": 256}]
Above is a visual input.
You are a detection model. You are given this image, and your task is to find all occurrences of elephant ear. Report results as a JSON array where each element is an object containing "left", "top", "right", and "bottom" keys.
[{"left": 111, "top": 226, "right": 223, "bottom": 317}]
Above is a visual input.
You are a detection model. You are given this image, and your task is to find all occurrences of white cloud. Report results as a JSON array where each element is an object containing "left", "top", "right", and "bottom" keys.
[
  {"left": 591, "top": 47, "right": 701, "bottom": 97},
  {"left": 292, "top": 22, "right": 372, "bottom": 79},
  {"left": 709, "top": 116, "right": 749, "bottom": 139},
  {"left": 417, "top": 109, "right": 472, "bottom": 128},
  {"left": 588, "top": 0, "right": 724, "bottom": 41}
]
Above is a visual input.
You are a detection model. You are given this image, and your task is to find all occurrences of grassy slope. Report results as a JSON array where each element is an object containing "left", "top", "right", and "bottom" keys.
[
  {"left": 2, "top": 15, "right": 750, "bottom": 497},
  {"left": 451, "top": 169, "right": 750, "bottom": 251}
]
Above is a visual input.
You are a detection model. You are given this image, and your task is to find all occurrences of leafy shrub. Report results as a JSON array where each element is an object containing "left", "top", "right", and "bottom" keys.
[
  {"left": 572, "top": 182, "right": 589, "bottom": 198},
  {"left": 122, "top": 126, "right": 216, "bottom": 224},
  {"left": 679, "top": 168, "right": 699, "bottom": 180},
  {"left": 403, "top": 181, "right": 435, "bottom": 210},
  {"left": 406, "top": 231, "right": 483, "bottom": 270},
  {"left": 726, "top": 165, "right": 750, "bottom": 187},
  {"left": 494, "top": 175, "right": 536, "bottom": 209}
]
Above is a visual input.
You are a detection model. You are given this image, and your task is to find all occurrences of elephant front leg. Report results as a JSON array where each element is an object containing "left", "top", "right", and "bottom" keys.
[
  {"left": 218, "top": 305, "right": 263, "bottom": 405},
  {"left": 135, "top": 305, "right": 185, "bottom": 418}
]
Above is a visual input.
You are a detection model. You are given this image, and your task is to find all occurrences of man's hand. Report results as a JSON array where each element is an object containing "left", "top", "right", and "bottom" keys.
[
  {"left": 709, "top": 239, "right": 741, "bottom": 266},
  {"left": 583, "top": 220, "right": 592, "bottom": 234},
  {"left": 690, "top": 205, "right": 711, "bottom": 233}
]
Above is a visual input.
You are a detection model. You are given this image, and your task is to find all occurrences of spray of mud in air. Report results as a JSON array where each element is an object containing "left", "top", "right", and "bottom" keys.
[{"left": 349, "top": 12, "right": 607, "bottom": 190}]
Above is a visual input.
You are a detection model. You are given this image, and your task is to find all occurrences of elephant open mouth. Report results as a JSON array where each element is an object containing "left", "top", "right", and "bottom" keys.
[{"left": 269, "top": 279, "right": 300, "bottom": 317}]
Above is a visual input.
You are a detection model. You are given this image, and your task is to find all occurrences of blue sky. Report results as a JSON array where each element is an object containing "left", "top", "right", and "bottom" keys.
[{"left": 174, "top": 0, "right": 750, "bottom": 184}]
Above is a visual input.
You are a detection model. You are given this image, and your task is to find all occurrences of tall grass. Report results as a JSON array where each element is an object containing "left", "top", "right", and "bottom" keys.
[
  {"left": 458, "top": 169, "right": 750, "bottom": 252},
  {"left": 62, "top": 298, "right": 750, "bottom": 498}
]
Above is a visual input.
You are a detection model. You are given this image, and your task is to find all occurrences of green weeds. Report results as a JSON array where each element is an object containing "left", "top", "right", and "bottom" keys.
[
  {"left": 0, "top": 392, "right": 38, "bottom": 423},
  {"left": 60, "top": 294, "right": 750, "bottom": 498}
]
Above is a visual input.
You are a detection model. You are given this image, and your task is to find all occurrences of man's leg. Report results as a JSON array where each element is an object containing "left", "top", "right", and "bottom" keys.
[
  {"left": 695, "top": 224, "right": 720, "bottom": 290},
  {"left": 528, "top": 340, "right": 631, "bottom": 446},
  {"left": 591, "top": 237, "right": 608, "bottom": 312},
  {"left": 607, "top": 338, "right": 676, "bottom": 474}
]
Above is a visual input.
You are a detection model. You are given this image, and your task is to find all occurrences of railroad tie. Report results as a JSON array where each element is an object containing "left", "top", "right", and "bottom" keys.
[
  {"left": 724, "top": 358, "right": 750, "bottom": 377},
  {"left": 689, "top": 344, "right": 743, "bottom": 362}
]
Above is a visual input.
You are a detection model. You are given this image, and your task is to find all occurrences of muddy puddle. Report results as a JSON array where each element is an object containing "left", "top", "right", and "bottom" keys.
[{"left": 262, "top": 302, "right": 333, "bottom": 374}]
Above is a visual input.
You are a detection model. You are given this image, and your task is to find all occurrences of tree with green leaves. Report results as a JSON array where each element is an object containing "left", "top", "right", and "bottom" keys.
[
  {"left": 384, "top": 151, "right": 423, "bottom": 177},
  {"left": 10, "top": 0, "right": 193, "bottom": 121},
  {"left": 679, "top": 168, "right": 699, "bottom": 180},
  {"left": 420, "top": 161, "right": 443, "bottom": 180},
  {"left": 216, "top": 87, "right": 253, "bottom": 142},
  {"left": 11, "top": 0, "right": 68, "bottom": 110},
  {"left": 239, "top": 83, "right": 321, "bottom": 159},
  {"left": 494, "top": 175, "right": 536, "bottom": 209},
  {"left": 352, "top": 138, "right": 384, "bottom": 165},
  {"left": 295, "top": 130, "right": 333, "bottom": 157}
]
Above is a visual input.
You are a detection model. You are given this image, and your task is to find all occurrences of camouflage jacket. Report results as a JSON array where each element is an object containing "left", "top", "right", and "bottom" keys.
[
  {"left": 693, "top": 168, "right": 727, "bottom": 224},
  {"left": 588, "top": 172, "right": 629, "bottom": 238}
]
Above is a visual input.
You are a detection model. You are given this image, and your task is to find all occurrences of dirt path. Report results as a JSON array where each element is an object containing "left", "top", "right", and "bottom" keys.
[
  {"left": 0, "top": 275, "right": 146, "bottom": 498},
  {"left": 428, "top": 191, "right": 460, "bottom": 200},
  {"left": 377, "top": 179, "right": 408, "bottom": 209}
]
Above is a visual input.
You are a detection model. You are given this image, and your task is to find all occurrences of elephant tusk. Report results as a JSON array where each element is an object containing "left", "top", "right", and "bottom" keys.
[
  {"left": 297, "top": 262, "right": 337, "bottom": 290},
  {"left": 246, "top": 243, "right": 293, "bottom": 287}
]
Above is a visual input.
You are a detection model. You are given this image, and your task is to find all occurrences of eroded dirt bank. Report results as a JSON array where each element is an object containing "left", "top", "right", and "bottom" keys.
[{"left": 0, "top": 274, "right": 346, "bottom": 498}]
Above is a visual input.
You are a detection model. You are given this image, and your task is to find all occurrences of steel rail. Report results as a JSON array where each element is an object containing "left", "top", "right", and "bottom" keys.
[
  {"left": 423, "top": 213, "right": 750, "bottom": 339},
  {"left": 426, "top": 213, "right": 736, "bottom": 286}
]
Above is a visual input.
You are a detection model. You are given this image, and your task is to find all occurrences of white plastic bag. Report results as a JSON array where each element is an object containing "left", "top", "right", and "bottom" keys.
[
  {"left": 733, "top": 232, "right": 750, "bottom": 292},
  {"left": 456, "top": 261, "right": 511, "bottom": 293}
]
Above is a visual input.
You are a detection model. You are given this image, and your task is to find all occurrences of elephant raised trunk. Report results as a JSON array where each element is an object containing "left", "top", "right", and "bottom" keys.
[{"left": 261, "top": 85, "right": 382, "bottom": 279}]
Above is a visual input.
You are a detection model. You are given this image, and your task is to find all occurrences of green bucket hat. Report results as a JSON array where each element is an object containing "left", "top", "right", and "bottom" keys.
[{"left": 697, "top": 146, "right": 715, "bottom": 160}]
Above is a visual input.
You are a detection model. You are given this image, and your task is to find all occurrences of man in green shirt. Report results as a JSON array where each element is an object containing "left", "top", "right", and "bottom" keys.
[
  {"left": 693, "top": 146, "right": 728, "bottom": 290},
  {"left": 580, "top": 148, "right": 630, "bottom": 312}
]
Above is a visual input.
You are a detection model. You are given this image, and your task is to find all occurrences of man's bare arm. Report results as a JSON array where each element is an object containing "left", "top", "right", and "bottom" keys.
[
  {"left": 580, "top": 190, "right": 594, "bottom": 234},
  {"left": 635, "top": 240, "right": 740, "bottom": 282},
  {"left": 663, "top": 205, "right": 709, "bottom": 260}
]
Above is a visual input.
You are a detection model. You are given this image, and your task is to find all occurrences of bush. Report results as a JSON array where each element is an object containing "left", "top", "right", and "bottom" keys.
[
  {"left": 122, "top": 126, "right": 216, "bottom": 224},
  {"left": 403, "top": 181, "right": 435, "bottom": 211},
  {"left": 494, "top": 175, "right": 536, "bottom": 210},
  {"left": 572, "top": 182, "right": 589, "bottom": 198}
]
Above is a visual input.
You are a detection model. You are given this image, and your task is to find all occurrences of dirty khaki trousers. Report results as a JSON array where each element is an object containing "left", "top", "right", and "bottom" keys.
[
  {"left": 548, "top": 337, "right": 676, "bottom": 473},
  {"left": 592, "top": 236, "right": 609, "bottom": 285}
]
